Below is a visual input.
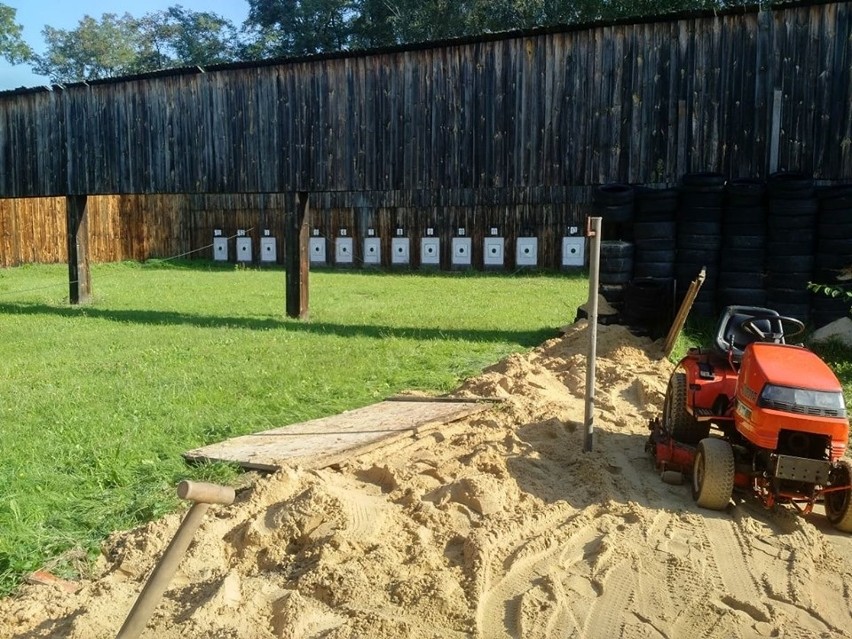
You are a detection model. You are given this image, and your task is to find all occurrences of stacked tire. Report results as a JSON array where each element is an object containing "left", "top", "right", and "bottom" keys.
[
  {"left": 599, "top": 240, "right": 634, "bottom": 310},
  {"left": 813, "top": 186, "right": 852, "bottom": 328},
  {"left": 765, "top": 171, "right": 817, "bottom": 321},
  {"left": 676, "top": 173, "right": 725, "bottom": 317},
  {"left": 594, "top": 184, "right": 634, "bottom": 241},
  {"left": 718, "top": 179, "right": 767, "bottom": 308},
  {"left": 633, "top": 188, "right": 677, "bottom": 280}
]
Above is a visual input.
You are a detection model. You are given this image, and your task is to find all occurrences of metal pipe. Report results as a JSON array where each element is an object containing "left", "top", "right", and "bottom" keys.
[
  {"left": 584, "top": 217, "right": 602, "bottom": 453},
  {"left": 115, "top": 481, "right": 235, "bottom": 639}
]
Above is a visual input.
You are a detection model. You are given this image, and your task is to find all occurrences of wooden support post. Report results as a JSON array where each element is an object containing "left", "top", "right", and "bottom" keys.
[
  {"left": 66, "top": 195, "right": 91, "bottom": 305},
  {"left": 285, "top": 192, "right": 310, "bottom": 319}
]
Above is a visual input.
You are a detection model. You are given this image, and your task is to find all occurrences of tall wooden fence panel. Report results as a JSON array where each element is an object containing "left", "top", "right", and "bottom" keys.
[{"left": 0, "top": 3, "right": 849, "bottom": 268}]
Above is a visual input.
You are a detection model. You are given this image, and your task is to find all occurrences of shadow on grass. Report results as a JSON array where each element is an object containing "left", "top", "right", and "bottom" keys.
[{"left": 0, "top": 301, "right": 557, "bottom": 347}]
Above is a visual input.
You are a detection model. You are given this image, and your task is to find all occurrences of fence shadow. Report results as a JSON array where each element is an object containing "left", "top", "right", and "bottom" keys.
[{"left": 0, "top": 301, "right": 557, "bottom": 346}]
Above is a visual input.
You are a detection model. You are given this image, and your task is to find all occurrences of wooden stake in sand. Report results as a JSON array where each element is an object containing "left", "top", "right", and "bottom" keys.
[{"left": 584, "top": 217, "right": 602, "bottom": 453}]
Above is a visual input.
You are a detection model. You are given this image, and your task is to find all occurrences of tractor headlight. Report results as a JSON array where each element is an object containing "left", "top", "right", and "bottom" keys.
[{"left": 758, "top": 384, "right": 847, "bottom": 417}]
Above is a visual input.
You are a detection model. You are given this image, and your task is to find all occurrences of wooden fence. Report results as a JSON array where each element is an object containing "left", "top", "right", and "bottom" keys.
[{"left": 0, "top": 2, "right": 849, "bottom": 268}]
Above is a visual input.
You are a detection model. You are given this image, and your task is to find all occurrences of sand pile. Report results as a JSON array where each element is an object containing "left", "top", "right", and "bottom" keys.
[{"left": 4, "top": 321, "right": 852, "bottom": 638}]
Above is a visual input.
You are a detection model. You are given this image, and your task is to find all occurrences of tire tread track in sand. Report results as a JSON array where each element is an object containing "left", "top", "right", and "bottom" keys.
[
  {"left": 703, "top": 514, "right": 770, "bottom": 623},
  {"left": 581, "top": 560, "right": 636, "bottom": 639},
  {"left": 476, "top": 512, "right": 600, "bottom": 639}
]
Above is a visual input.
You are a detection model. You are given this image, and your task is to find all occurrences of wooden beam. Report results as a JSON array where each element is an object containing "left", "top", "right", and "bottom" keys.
[
  {"left": 285, "top": 192, "right": 310, "bottom": 319},
  {"left": 66, "top": 195, "right": 91, "bottom": 305}
]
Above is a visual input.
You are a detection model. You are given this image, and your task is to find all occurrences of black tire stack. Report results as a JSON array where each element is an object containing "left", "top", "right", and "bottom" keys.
[
  {"left": 594, "top": 184, "right": 635, "bottom": 312},
  {"left": 718, "top": 179, "right": 767, "bottom": 308},
  {"left": 813, "top": 185, "right": 852, "bottom": 327},
  {"left": 765, "top": 171, "right": 817, "bottom": 321},
  {"left": 632, "top": 188, "right": 678, "bottom": 280},
  {"left": 675, "top": 173, "right": 726, "bottom": 318},
  {"left": 594, "top": 184, "right": 635, "bottom": 241},
  {"left": 599, "top": 240, "right": 634, "bottom": 310}
]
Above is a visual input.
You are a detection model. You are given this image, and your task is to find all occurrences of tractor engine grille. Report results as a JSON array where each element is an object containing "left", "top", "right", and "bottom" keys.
[
  {"left": 776, "top": 429, "right": 830, "bottom": 461},
  {"left": 760, "top": 400, "right": 845, "bottom": 418}
]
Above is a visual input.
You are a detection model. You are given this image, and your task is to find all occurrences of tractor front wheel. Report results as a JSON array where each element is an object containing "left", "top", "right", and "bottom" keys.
[
  {"left": 825, "top": 460, "right": 852, "bottom": 533},
  {"left": 692, "top": 438, "right": 734, "bottom": 510}
]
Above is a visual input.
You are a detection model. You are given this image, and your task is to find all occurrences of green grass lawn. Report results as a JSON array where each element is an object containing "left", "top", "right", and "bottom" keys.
[{"left": 0, "top": 261, "right": 589, "bottom": 594}]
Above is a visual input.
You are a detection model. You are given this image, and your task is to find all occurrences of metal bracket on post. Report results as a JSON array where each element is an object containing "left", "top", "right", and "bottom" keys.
[{"left": 584, "top": 217, "right": 602, "bottom": 453}]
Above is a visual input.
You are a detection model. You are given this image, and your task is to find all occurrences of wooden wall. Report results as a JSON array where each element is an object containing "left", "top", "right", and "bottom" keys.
[
  {"left": 0, "top": 2, "right": 850, "bottom": 199},
  {"left": 0, "top": 3, "right": 850, "bottom": 269},
  {"left": 0, "top": 190, "right": 588, "bottom": 269}
]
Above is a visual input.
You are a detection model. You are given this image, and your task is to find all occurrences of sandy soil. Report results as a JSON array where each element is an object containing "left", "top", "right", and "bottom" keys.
[{"left": 4, "top": 320, "right": 852, "bottom": 638}]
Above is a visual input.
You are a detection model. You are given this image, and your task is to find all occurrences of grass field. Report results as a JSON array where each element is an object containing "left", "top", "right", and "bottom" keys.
[{"left": 0, "top": 261, "right": 589, "bottom": 594}]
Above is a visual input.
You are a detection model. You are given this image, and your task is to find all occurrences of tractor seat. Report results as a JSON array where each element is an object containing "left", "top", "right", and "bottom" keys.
[{"left": 714, "top": 306, "right": 782, "bottom": 362}]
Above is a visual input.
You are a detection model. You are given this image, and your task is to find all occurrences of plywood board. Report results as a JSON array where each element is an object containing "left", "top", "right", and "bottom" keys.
[{"left": 184, "top": 399, "right": 494, "bottom": 472}]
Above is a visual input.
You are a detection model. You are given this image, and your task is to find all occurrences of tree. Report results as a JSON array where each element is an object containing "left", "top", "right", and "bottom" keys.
[
  {"left": 0, "top": 2, "right": 32, "bottom": 64},
  {"left": 34, "top": 14, "right": 141, "bottom": 82},
  {"left": 244, "top": 0, "right": 357, "bottom": 57},
  {"left": 33, "top": 7, "right": 239, "bottom": 84}
]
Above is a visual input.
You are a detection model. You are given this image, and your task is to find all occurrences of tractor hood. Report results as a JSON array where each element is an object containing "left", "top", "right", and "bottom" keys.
[{"left": 744, "top": 343, "right": 843, "bottom": 392}]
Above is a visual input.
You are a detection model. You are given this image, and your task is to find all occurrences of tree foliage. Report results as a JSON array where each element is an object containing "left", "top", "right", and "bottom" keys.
[
  {"left": 0, "top": 2, "right": 32, "bottom": 64},
  {"left": 241, "top": 0, "right": 742, "bottom": 57},
  {"left": 33, "top": 7, "right": 239, "bottom": 84}
]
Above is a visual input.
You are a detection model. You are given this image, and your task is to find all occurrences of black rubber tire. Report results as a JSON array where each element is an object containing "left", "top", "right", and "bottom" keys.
[
  {"left": 676, "top": 248, "right": 720, "bottom": 264},
  {"left": 600, "top": 241, "right": 634, "bottom": 259},
  {"left": 765, "top": 272, "right": 811, "bottom": 290},
  {"left": 720, "top": 249, "right": 765, "bottom": 272},
  {"left": 634, "top": 262, "right": 675, "bottom": 278},
  {"left": 768, "top": 171, "right": 815, "bottom": 198},
  {"left": 765, "top": 255, "right": 814, "bottom": 273},
  {"left": 678, "top": 221, "right": 722, "bottom": 235},
  {"left": 769, "top": 198, "right": 819, "bottom": 216},
  {"left": 678, "top": 234, "right": 722, "bottom": 251},
  {"left": 600, "top": 257, "right": 633, "bottom": 272},
  {"left": 682, "top": 172, "right": 726, "bottom": 188},
  {"left": 595, "top": 203, "right": 634, "bottom": 223},
  {"left": 766, "top": 240, "right": 814, "bottom": 257},
  {"left": 678, "top": 206, "right": 723, "bottom": 222},
  {"left": 768, "top": 227, "right": 815, "bottom": 244},
  {"left": 692, "top": 438, "right": 735, "bottom": 510},
  {"left": 681, "top": 191, "right": 725, "bottom": 209},
  {"left": 718, "top": 271, "right": 765, "bottom": 289},
  {"left": 768, "top": 214, "right": 817, "bottom": 230},
  {"left": 764, "top": 302, "right": 810, "bottom": 322},
  {"left": 595, "top": 183, "right": 635, "bottom": 206},
  {"left": 623, "top": 278, "right": 672, "bottom": 323},
  {"left": 717, "top": 287, "right": 767, "bottom": 307},
  {"left": 690, "top": 299, "right": 717, "bottom": 318},
  {"left": 826, "top": 461, "right": 852, "bottom": 533},
  {"left": 817, "top": 238, "right": 852, "bottom": 255},
  {"left": 634, "top": 221, "right": 676, "bottom": 241},
  {"left": 725, "top": 235, "right": 766, "bottom": 250},
  {"left": 599, "top": 283, "right": 625, "bottom": 304},
  {"left": 820, "top": 194, "right": 852, "bottom": 212},
  {"left": 664, "top": 372, "right": 710, "bottom": 445},
  {"left": 766, "top": 287, "right": 811, "bottom": 304},
  {"left": 636, "top": 238, "right": 677, "bottom": 252},
  {"left": 635, "top": 249, "right": 676, "bottom": 262},
  {"left": 599, "top": 269, "right": 632, "bottom": 285},
  {"left": 723, "top": 206, "right": 766, "bottom": 224},
  {"left": 726, "top": 178, "right": 765, "bottom": 205},
  {"left": 723, "top": 223, "right": 765, "bottom": 236},
  {"left": 815, "top": 252, "right": 852, "bottom": 270},
  {"left": 818, "top": 223, "right": 852, "bottom": 239}
]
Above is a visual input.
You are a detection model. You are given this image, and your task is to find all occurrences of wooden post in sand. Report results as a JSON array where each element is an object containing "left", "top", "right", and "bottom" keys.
[{"left": 583, "top": 217, "right": 602, "bottom": 453}]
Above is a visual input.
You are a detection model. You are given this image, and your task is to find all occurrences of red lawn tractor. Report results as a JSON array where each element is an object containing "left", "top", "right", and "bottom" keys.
[{"left": 647, "top": 305, "right": 852, "bottom": 531}]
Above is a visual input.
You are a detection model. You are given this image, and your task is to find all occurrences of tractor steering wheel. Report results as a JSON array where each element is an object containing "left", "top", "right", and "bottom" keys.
[{"left": 738, "top": 314, "right": 805, "bottom": 342}]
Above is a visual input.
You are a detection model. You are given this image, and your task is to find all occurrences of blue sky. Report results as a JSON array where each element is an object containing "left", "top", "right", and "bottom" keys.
[{"left": 0, "top": 1, "right": 251, "bottom": 90}]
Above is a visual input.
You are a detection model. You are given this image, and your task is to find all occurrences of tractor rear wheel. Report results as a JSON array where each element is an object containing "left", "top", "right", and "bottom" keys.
[
  {"left": 825, "top": 460, "right": 852, "bottom": 533},
  {"left": 692, "top": 438, "right": 734, "bottom": 510},
  {"left": 664, "top": 372, "right": 709, "bottom": 445}
]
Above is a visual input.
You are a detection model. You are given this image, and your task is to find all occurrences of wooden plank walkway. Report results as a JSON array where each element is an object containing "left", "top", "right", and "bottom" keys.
[{"left": 184, "top": 398, "right": 494, "bottom": 472}]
